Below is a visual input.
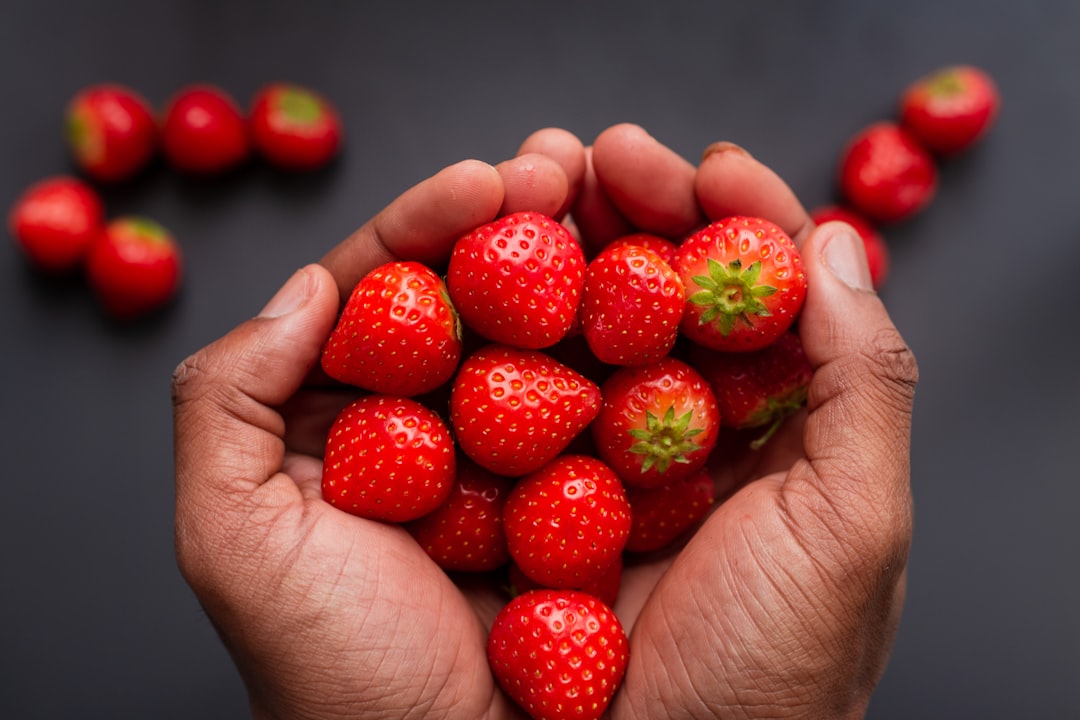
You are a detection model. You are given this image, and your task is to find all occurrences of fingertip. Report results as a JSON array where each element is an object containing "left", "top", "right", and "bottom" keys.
[
  {"left": 516, "top": 128, "right": 586, "bottom": 219},
  {"left": 495, "top": 152, "right": 571, "bottom": 218}
]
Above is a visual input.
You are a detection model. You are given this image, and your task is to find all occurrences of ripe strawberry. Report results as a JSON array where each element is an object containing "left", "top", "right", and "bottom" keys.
[
  {"left": 503, "top": 455, "right": 631, "bottom": 589},
  {"left": 406, "top": 456, "right": 513, "bottom": 572},
  {"left": 488, "top": 589, "right": 629, "bottom": 720},
  {"left": 579, "top": 243, "right": 684, "bottom": 366},
  {"left": 85, "top": 216, "right": 182, "bottom": 321},
  {"left": 8, "top": 176, "right": 104, "bottom": 273},
  {"left": 809, "top": 205, "right": 890, "bottom": 289},
  {"left": 65, "top": 84, "right": 158, "bottom": 183},
  {"left": 838, "top": 121, "right": 938, "bottom": 224},
  {"left": 900, "top": 64, "right": 1000, "bottom": 157},
  {"left": 674, "top": 216, "right": 806, "bottom": 353},
  {"left": 322, "top": 395, "right": 455, "bottom": 523},
  {"left": 160, "top": 84, "right": 251, "bottom": 175},
  {"left": 625, "top": 470, "right": 716, "bottom": 553},
  {"left": 321, "top": 261, "right": 462, "bottom": 397},
  {"left": 507, "top": 554, "right": 622, "bottom": 608},
  {"left": 689, "top": 330, "right": 813, "bottom": 449},
  {"left": 592, "top": 357, "right": 720, "bottom": 489},
  {"left": 446, "top": 211, "right": 585, "bottom": 349},
  {"left": 250, "top": 82, "right": 343, "bottom": 171},
  {"left": 604, "top": 231, "right": 678, "bottom": 265},
  {"left": 449, "top": 345, "right": 602, "bottom": 477}
]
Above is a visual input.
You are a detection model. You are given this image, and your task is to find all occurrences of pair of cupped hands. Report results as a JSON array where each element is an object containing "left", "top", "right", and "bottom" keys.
[{"left": 172, "top": 123, "right": 918, "bottom": 719}]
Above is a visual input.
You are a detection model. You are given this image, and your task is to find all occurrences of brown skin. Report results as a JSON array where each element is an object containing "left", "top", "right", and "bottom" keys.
[{"left": 173, "top": 124, "right": 916, "bottom": 719}]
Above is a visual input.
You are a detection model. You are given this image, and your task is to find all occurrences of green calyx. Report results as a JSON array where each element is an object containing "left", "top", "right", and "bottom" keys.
[
  {"left": 628, "top": 406, "right": 704, "bottom": 475},
  {"left": 278, "top": 88, "right": 322, "bottom": 124},
  {"left": 689, "top": 257, "right": 777, "bottom": 335},
  {"left": 747, "top": 385, "right": 810, "bottom": 451}
]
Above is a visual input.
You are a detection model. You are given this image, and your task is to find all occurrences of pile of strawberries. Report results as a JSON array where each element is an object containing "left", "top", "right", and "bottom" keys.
[{"left": 8, "top": 81, "right": 342, "bottom": 320}]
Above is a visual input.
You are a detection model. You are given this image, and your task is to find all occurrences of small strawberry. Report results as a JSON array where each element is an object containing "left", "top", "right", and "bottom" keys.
[
  {"left": 160, "top": 84, "right": 251, "bottom": 175},
  {"left": 85, "top": 216, "right": 182, "bottom": 321},
  {"left": 446, "top": 211, "right": 586, "bottom": 349},
  {"left": 838, "top": 121, "right": 938, "bottom": 224},
  {"left": 809, "top": 205, "right": 890, "bottom": 289},
  {"left": 503, "top": 455, "right": 631, "bottom": 589},
  {"left": 579, "top": 243, "right": 684, "bottom": 366},
  {"left": 604, "top": 231, "right": 678, "bottom": 265},
  {"left": 488, "top": 589, "right": 629, "bottom": 720},
  {"left": 900, "top": 64, "right": 1000, "bottom": 157},
  {"left": 674, "top": 216, "right": 807, "bottom": 353},
  {"left": 8, "top": 176, "right": 104, "bottom": 274},
  {"left": 592, "top": 357, "right": 720, "bottom": 489},
  {"left": 689, "top": 331, "right": 813, "bottom": 449},
  {"left": 250, "top": 82, "right": 343, "bottom": 171},
  {"left": 321, "top": 261, "right": 462, "bottom": 397},
  {"left": 625, "top": 470, "right": 716, "bottom": 554},
  {"left": 449, "top": 345, "right": 602, "bottom": 477},
  {"left": 507, "top": 554, "right": 623, "bottom": 608},
  {"left": 322, "top": 395, "right": 455, "bottom": 523},
  {"left": 406, "top": 455, "right": 513, "bottom": 572},
  {"left": 65, "top": 84, "right": 158, "bottom": 183}
]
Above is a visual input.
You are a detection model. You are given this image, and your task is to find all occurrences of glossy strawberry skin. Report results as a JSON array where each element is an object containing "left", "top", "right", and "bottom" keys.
[
  {"left": 592, "top": 357, "right": 720, "bottom": 489},
  {"left": 65, "top": 84, "right": 158, "bottom": 183},
  {"left": 160, "top": 85, "right": 251, "bottom": 175},
  {"left": 579, "top": 243, "right": 684, "bottom": 366},
  {"left": 674, "top": 216, "right": 807, "bottom": 352},
  {"left": 507, "top": 554, "right": 623, "bottom": 608},
  {"left": 321, "top": 261, "right": 462, "bottom": 397},
  {"left": 8, "top": 176, "right": 104, "bottom": 273},
  {"left": 838, "top": 122, "right": 938, "bottom": 224},
  {"left": 604, "top": 232, "right": 678, "bottom": 265},
  {"left": 322, "top": 395, "right": 455, "bottom": 523},
  {"left": 449, "top": 345, "right": 602, "bottom": 477},
  {"left": 488, "top": 589, "right": 629, "bottom": 720},
  {"left": 446, "top": 211, "right": 585, "bottom": 349},
  {"left": 503, "top": 455, "right": 631, "bottom": 589},
  {"left": 625, "top": 470, "right": 716, "bottom": 554},
  {"left": 809, "top": 205, "right": 890, "bottom": 289},
  {"left": 85, "top": 216, "right": 182, "bottom": 320},
  {"left": 250, "top": 82, "right": 343, "bottom": 171},
  {"left": 900, "top": 65, "right": 1000, "bottom": 157}
]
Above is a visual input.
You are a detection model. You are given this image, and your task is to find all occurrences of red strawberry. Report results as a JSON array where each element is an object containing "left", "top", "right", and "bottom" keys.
[
  {"left": 579, "top": 243, "right": 684, "bottom": 366},
  {"left": 674, "top": 215, "right": 807, "bottom": 352},
  {"left": 321, "top": 261, "right": 462, "bottom": 397},
  {"left": 250, "top": 82, "right": 343, "bottom": 171},
  {"left": 446, "top": 211, "right": 586, "bottom": 349},
  {"left": 900, "top": 64, "right": 1000, "bottom": 157},
  {"left": 65, "top": 84, "right": 158, "bottom": 183},
  {"left": 322, "top": 395, "right": 455, "bottom": 523},
  {"left": 507, "top": 554, "right": 623, "bottom": 608},
  {"left": 449, "top": 345, "right": 602, "bottom": 477},
  {"left": 85, "top": 216, "right": 182, "bottom": 321},
  {"left": 8, "top": 176, "right": 104, "bottom": 274},
  {"left": 838, "top": 121, "right": 938, "bottom": 224},
  {"left": 604, "top": 231, "right": 678, "bottom": 265},
  {"left": 488, "top": 589, "right": 629, "bottom": 720},
  {"left": 503, "top": 455, "right": 631, "bottom": 589},
  {"left": 625, "top": 470, "right": 716, "bottom": 553},
  {"left": 160, "top": 84, "right": 251, "bottom": 175},
  {"left": 809, "top": 205, "right": 890, "bottom": 289},
  {"left": 592, "top": 357, "right": 720, "bottom": 489},
  {"left": 406, "top": 455, "right": 513, "bottom": 572},
  {"left": 689, "top": 331, "right": 813, "bottom": 449}
]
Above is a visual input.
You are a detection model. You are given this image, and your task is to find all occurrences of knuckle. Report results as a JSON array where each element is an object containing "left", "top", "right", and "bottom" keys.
[{"left": 859, "top": 327, "right": 919, "bottom": 405}]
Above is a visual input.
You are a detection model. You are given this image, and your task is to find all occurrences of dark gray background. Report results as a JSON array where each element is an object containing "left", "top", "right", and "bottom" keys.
[{"left": 2, "top": 1, "right": 1077, "bottom": 717}]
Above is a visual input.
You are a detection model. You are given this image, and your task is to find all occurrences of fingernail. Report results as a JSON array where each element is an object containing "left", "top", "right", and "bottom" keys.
[
  {"left": 259, "top": 266, "right": 314, "bottom": 318},
  {"left": 701, "top": 141, "right": 752, "bottom": 163},
  {"left": 822, "top": 223, "right": 874, "bottom": 292}
]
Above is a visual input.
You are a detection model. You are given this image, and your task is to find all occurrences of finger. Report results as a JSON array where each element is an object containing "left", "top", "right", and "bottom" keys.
[
  {"left": 568, "top": 145, "right": 634, "bottom": 254},
  {"left": 494, "top": 151, "right": 571, "bottom": 219},
  {"left": 695, "top": 142, "right": 814, "bottom": 246},
  {"left": 516, "top": 127, "right": 587, "bottom": 219},
  {"left": 591, "top": 123, "right": 703, "bottom": 237}
]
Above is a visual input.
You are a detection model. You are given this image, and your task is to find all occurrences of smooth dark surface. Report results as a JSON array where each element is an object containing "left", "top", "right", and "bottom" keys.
[{"left": 2, "top": 2, "right": 1077, "bottom": 717}]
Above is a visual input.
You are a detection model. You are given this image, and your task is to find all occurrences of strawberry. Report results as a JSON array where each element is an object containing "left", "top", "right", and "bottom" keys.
[
  {"left": 322, "top": 395, "right": 455, "bottom": 523},
  {"left": 446, "top": 211, "right": 585, "bottom": 349},
  {"left": 674, "top": 215, "right": 807, "bottom": 352},
  {"left": 507, "top": 554, "right": 623, "bottom": 608},
  {"left": 809, "top": 205, "right": 890, "bottom": 289},
  {"left": 85, "top": 216, "right": 182, "bottom": 321},
  {"left": 625, "top": 470, "right": 716, "bottom": 554},
  {"left": 250, "top": 82, "right": 343, "bottom": 171},
  {"left": 579, "top": 243, "right": 684, "bottom": 366},
  {"left": 8, "top": 176, "right": 104, "bottom": 274},
  {"left": 449, "top": 345, "right": 602, "bottom": 477},
  {"left": 65, "top": 84, "right": 158, "bottom": 183},
  {"left": 503, "top": 455, "right": 631, "bottom": 589},
  {"left": 321, "top": 261, "right": 462, "bottom": 397},
  {"left": 591, "top": 357, "right": 720, "bottom": 489},
  {"left": 406, "top": 455, "right": 513, "bottom": 572},
  {"left": 604, "top": 231, "right": 678, "bottom": 265},
  {"left": 488, "top": 589, "right": 629, "bottom": 720},
  {"left": 838, "top": 121, "right": 938, "bottom": 224},
  {"left": 689, "top": 330, "right": 813, "bottom": 449},
  {"left": 900, "top": 64, "right": 1000, "bottom": 157},
  {"left": 160, "top": 84, "right": 251, "bottom": 175}
]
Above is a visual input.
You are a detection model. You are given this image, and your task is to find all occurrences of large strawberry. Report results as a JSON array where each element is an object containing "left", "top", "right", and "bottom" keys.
[
  {"left": 488, "top": 589, "right": 629, "bottom": 720},
  {"left": 321, "top": 261, "right": 462, "bottom": 397},
  {"left": 322, "top": 395, "right": 455, "bottom": 522},
  {"left": 449, "top": 345, "right": 602, "bottom": 477},
  {"left": 838, "top": 121, "right": 938, "bottom": 224},
  {"left": 8, "top": 176, "right": 104, "bottom": 274},
  {"left": 86, "top": 216, "right": 183, "bottom": 321},
  {"left": 446, "top": 211, "right": 585, "bottom": 349},
  {"left": 592, "top": 357, "right": 720, "bottom": 489},
  {"left": 625, "top": 470, "right": 716, "bottom": 554},
  {"left": 503, "top": 455, "right": 631, "bottom": 590},
  {"left": 674, "top": 215, "right": 806, "bottom": 352},
  {"left": 900, "top": 64, "right": 1000, "bottom": 157}
]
